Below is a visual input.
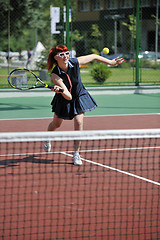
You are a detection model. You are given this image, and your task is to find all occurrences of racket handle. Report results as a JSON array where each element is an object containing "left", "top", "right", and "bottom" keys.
[
  {"left": 48, "top": 85, "right": 64, "bottom": 93},
  {"left": 58, "top": 88, "right": 64, "bottom": 93}
]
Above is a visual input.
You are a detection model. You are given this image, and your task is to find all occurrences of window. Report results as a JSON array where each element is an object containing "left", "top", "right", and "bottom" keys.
[
  {"left": 78, "top": 0, "right": 89, "bottom": 12},
  {"left": 141, "top": 0, "right": 150, "bottom": 7},
  {"left": 92, "top": 0, "right": 103, "bottom": 11},
  {"left": 153, "top": 0, "right": 160, "bottom": 6},
  {"left": 120, "top": 0, "right": 132, "bottom": 8},
  {"left": 106, "top": 0, "right": 117, "bottom": 9}
]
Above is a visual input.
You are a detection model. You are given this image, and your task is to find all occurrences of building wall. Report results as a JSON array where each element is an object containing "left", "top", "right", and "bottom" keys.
[
  {"left": 74, "top": 0, "right": 160, "bottom": 53},
  {"left": 76, "top": 11, "right": 100, "bottom": 22}
]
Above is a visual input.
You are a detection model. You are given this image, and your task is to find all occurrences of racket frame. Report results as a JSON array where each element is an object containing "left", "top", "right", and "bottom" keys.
[{"left": 8, "top": 68, "right": 63, "bottom": 92}]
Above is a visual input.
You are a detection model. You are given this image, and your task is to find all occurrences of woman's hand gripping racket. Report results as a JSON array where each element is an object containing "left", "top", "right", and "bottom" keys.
[{"left": 8, "top": 68, "right": 64, "bottom": 92}]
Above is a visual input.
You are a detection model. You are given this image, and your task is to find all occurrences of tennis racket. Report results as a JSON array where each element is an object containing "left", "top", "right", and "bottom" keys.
[{"left": 8, "top": 68, "right": 64, "bottom": 92}]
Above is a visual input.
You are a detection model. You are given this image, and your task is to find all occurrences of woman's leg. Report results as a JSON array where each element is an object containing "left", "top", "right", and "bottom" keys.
[
  {"left": 48, "top": 113, "right": 63, "bottom": 131},
  {"left": 74, "top": 112, "right": 84, "bottom": 151},
  {"left": 44, "top": 114, "right": 63, "bottom": 152},
  {"left": 73, "top": 113, "right": 84, "bottom": 165}
]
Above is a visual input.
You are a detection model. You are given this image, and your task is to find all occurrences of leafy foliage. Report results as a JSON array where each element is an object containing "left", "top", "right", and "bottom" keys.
[
  {"left": 0, "top": 0, "right": 77, "bottom": 52},
  {"left": 91, "top": 63, "right": 112, "bottom": 83},
  {"left": 0, "top": 0, "right": 48, "bottom": 51},
  {"left": 122, "top": 15, "right": 136, "bottom": 39},
  {"left": 91, "top": 24, "right": 102, "bottom": 38}
]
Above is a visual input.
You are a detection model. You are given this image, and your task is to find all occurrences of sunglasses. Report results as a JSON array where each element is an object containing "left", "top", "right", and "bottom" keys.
[{"left": 56, "top": 51, "right": 70, "bottom": 57}]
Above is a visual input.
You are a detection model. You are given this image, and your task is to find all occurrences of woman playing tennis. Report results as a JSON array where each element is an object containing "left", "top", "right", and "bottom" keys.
[{"left": 44, "top": 45, "right": 124, "bottom": 165}]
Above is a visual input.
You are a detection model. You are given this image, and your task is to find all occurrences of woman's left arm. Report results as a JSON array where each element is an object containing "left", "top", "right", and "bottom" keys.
[{"left": 77, "top": 54, "right": 125, "bottom": 67}]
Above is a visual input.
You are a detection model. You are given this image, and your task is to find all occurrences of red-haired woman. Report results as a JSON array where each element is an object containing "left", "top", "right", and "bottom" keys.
[{"left": 44, "top": 45, "right": 124, "bottom": 165}]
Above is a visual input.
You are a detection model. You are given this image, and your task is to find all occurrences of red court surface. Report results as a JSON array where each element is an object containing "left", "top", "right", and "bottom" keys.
[
  {"left": 0, "top": 114, "right": 160, "bottom": 132},
  {"left": 0, "top": 136, "right": 160, "bottom": 240},
  {"left": 0, "top": 115, "right": 160, "bottom": 239}
]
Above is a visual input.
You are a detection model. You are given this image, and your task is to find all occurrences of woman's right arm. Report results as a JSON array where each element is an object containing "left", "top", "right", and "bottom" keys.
[
  {"left": 51, "top": 73, "right": 72, "bottom": 101},
  {"left": 78, "top": 54, "right": 124, "bottom": 67}
]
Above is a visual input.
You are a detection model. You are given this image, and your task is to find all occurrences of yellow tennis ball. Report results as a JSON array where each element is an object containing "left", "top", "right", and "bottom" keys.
[{"left": 103, "top": 48, "right": 109, "bottom": 54}]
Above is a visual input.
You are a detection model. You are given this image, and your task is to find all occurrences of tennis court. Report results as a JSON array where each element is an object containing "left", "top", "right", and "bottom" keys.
[
  {"left": 0, "top": 91, "right": 160, "bottom": 130},
  {"left": 0, "top": 91, "right": 160, "bottom": 239},
  {"left": 1, "top": 0, "right": 160, "bottom": 238}
]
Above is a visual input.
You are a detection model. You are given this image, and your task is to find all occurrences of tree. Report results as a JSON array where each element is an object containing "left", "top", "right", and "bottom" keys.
[
  {"left": 91, "top": 24, "right": 102, "bottom": 38},
  {"left": 0, "top": 0, "right": 47, "bottom": 50},
  {"left": 122, "top": 15, "right": 136, "bottom": 53},
  {"left": 0, "top": 0, "right": 76, "bottom": 51},
  {"left": 122, "top": 15, "right": 136, "bottom": 39}
]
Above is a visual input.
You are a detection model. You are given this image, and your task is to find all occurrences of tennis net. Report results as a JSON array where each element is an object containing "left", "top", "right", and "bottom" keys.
[{"left": 0, "top": 129, "right": 160, "bottom": 240}]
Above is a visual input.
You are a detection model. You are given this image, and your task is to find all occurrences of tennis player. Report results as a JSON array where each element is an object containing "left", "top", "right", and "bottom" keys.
[{"left": 44, "top": 45, "right": 124, "bottom": 165}]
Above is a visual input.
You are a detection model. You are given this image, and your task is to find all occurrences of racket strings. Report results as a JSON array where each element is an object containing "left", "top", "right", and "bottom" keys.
[{"left": 10, "top": 70, "right": 38, "bottom": 89}]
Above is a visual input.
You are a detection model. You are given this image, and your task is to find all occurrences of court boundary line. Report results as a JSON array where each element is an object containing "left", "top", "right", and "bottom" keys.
[
  {"left": 0, "top": 113, "right": 159, "bottom": 121},
  {"left": 1, "top": 145, "right": 160, "bottom": 157},
  {"left": 1, "top": 146, "right": 159, "bottom": 186},
  {"left": 63, "top": 152, "right": 160, "bottom": 186}
]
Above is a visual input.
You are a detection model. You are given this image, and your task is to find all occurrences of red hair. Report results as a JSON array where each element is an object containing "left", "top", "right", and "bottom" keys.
[{"left": 47, "top": 45, "right": 69, "bottom": 71}]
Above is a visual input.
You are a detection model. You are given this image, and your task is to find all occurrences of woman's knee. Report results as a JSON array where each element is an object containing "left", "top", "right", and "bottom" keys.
[
  {"left": 74, "top": 113, "right": 84, "bottom": 130},
  {"left": 54, "top": 120, "right": 62, "bottom": 128},
  {"left": 48, "top": 115, "right": 63, "bottom": 131}
]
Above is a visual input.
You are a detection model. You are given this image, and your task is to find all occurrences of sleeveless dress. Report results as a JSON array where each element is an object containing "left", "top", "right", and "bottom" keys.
[{"left": 51, "top": 58, "right": 97, "bottom": 120}]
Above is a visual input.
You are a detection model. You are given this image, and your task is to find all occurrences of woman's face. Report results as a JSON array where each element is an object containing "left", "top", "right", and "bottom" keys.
[{"left": 54, "top": 51, "right": 70, "bottom": 65}]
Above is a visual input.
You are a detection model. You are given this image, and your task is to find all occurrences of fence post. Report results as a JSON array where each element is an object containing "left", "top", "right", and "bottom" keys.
[
  {"left": 155, "top": 0, "right": 159, "bottom": 61},
  {"left": 8, "top": 0, "right": 11, "bottom": 74},
  {"left": 135, "top": 0, "right": 140, "bottom": 86},
  {"left": 66, "top": 0, "right": 70, "bottom": 49}
]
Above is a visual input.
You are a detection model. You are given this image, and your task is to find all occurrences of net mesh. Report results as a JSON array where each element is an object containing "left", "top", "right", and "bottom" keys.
[{"left": 0, "top": 129, "right": 160, "bottom": 240}]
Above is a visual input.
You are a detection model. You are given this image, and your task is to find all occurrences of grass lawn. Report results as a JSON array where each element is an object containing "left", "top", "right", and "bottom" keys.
[
  {"left": 80, "top": 66, "right": 160, "bottom": 86},
  {"left": 80, "top": 67, "right": 135, "bottom": 86},
  {"left": 0, "top": 66, "right": 160, "bottom": 88}
]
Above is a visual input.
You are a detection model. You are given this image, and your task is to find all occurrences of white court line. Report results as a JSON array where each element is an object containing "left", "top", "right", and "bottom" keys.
[
  {"left": 1, "top": 145, "right": 160, "bottom": 157},
  {"left": 66, "top": 146, "right": 160, "bottom": 153},
  {"left": 62, "top": 152, "right": 160, "bottom": 186},
  {"left": 0, "top": 113, "right": 159, "bottom": 121},
  {"left": 0, "top": 150, "right": 62, "bottom": 157},
  {"left": 1, "top": 146, "right": 159, "bottom": 186}
]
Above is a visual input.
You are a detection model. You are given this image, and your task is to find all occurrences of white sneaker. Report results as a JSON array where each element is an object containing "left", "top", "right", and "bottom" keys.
[
  {"left": 73, "top": 152, "right": 82, "bottom": 166},
  {"left": 43, "top": 140, "right": 51, "bottom": 152}
]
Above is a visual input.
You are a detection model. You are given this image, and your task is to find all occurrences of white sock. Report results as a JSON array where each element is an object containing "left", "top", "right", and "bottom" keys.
[{"left": 74, "top": 151, "right": 79, "bottom": 156}]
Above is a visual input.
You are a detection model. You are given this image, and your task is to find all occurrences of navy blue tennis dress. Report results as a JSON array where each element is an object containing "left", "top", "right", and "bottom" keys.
[{"left": 51, "top": 58, "right": 97, "bottom": 120}]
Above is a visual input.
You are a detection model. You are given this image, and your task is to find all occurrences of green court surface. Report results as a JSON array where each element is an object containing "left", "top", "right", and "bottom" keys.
[{"left": 0, "top": 93, "right": 160, "bottom": 119}]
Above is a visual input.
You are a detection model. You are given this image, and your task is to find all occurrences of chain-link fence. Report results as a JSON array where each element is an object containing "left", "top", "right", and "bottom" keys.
[{"left": 0, "top": 0, "right": 160, "bottom": 88}]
